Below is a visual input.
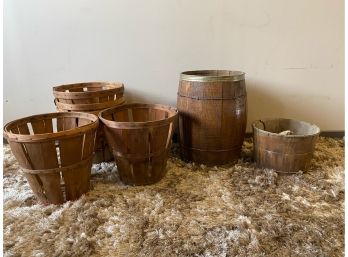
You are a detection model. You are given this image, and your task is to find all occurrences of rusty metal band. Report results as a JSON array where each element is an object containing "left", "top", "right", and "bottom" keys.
[
  {"left": 180, "top": 71, "right": 245, "bottom": 82},
  {"left": 21, "top": 155, "right": 93, "bottom": 174},
  {"left": 177, "top": 93, "right": 246, "bottom": 101}
]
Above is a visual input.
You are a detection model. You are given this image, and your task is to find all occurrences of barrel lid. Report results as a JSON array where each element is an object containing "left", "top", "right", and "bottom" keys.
[{"left": 180, "top": 70, "right": 245, "bottom": 82}]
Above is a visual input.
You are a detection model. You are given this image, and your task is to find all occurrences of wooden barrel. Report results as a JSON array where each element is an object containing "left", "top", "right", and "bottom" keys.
[
  {"left": 252, "top": 118, "right": 320, "bottom": 173},
  {"left": 4, "top": 112, "right": 99, "bottom": 204},
  {"left": 53, "top": 82, "right": 125, "bottom": 163},
  {"left": 99, "top": 103, "right": 178, "bottom": 185},
  {"left": 177, "top": 70, "right": 247, "bottom": 165}
]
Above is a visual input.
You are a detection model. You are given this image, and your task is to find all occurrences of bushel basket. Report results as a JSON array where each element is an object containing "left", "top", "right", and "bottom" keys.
[
  {"left": 53, "top": 82, "right": 125, "bottom": 163},
  {"left": 4, "top": 112, "right": 99, "bottom": 204},
  {"left": 53, "top": 82, "right": 125, "bottom": 113},
  {"left": 99, "top": 103, "right": 178, "bottom": 185}
]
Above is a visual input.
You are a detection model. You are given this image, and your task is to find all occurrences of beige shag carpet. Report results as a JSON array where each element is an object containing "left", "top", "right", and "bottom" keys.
[{"left": 3, "top": 137, "right": 344, "bottom": 257}]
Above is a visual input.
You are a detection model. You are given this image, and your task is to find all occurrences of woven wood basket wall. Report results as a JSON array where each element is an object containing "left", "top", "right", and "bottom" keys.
[
  {"left": 4, "top": 112, "right": 99, "bottom": 204},
  {"left": 99, "top": 103, "right": 178, "bottom": 185},
  {"left": 53, "top": 82, "right": 125, "bottom": 162}
]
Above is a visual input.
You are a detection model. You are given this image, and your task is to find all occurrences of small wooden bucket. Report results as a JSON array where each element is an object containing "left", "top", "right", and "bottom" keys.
[
  {"left": 53, "top": 82, "right": 125, "bottom": 163},
  {"left": 4, "top": 112, "right": 99, "bottom": 204},
  {"left": 252, "top": 118, "right": 320, "bottom": 173},
  {"left": 99, "top": 103, "right": 178, "bottom": 185}
]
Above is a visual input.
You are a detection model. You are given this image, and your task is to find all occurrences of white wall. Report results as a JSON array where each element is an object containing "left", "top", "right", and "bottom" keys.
[{"left": 4, "top": 0, "right": 344, "bottom": 131}]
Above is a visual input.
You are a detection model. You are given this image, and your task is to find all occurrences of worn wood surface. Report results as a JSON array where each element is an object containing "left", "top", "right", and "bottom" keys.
[
  {"left": 53, "top": 82, "right": 125, "bottom": 162},
  {"left": 252, "top": 118, "right": 320, "bottom": 173},
  {"left": 4, "top": 112, "right": 98, "bottom": 204},
  {"left": 177, "top": 70, "right": 247, "bottom": 165},
  {"left": 99, "top": 103, "right": 178, "bottom": 185}
]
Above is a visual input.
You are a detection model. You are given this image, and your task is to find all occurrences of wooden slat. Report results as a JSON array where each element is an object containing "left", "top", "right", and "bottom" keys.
[
  {"left": 113, "top": 109, "right": 129, "bottom": 122},
  {"left": 59, "top": 136, "right": 84, "bottom": 165},
  {"left": 43, "top": 119, "right": 53, "bottom": 133},
  {"left": 17, "top": 123, "right": 30, "bottom": 135},
  {"left": 126, "top": 128, "right": 149, "bottom": 184},
  {"left": 23, "top": 173, "right": 48, "bottom": 203},
  {"left": 10, "top": 126, "right": 19, "bottom": 134},
  {"left": 132, "top": 108, "right": 149, "bottom": 122},
  {"left": 24, "top": 142, "right": 58, "bottom": 169},
  {"left": 63, "top": 117, "right": 78, "bottom": 131},
  {"left": 99, "top": 96, "right": 109, "bottom": 102},
  {"left": 57, "top": 117, "right": 65, "bottom": 132},
  {"left": 151, "top": 124, "right": 169, "bottom": 154},
  {"left": 8, "top": 142, "right": 32, "bottom": 169},
  {"left": 62, "top": 161, "right": 91, "bottom": 201},
  {"left": 82, "top": 130, "right": 95, "bottom": 159},
  {"left": 37, "top": 173, "right": 64, "bottom": 204},
  {"left": 69, "top": 87, "right": 84, "bottom": 92},
  {"left": 24, "top": 141, "right": 62, "bottom": 203},
  {"left": 149, "top": 109, "right": 166, "bottom": 121},
  {"left": 59, "top": 135, "right": 85, "bottom": 200},
  {"left": 30, "top": 118, "right": 54, "bottom": 134},
  {"left": 77, "top": 117, "right": 91, "bottom": 127},
  {"left": 31, "top": 119, "right": 46, "bottom": 134}
]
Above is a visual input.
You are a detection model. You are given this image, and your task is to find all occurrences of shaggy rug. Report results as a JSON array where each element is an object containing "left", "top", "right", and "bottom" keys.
[{"left": 3, "top": 137, "right": 344, "bottom": 257}]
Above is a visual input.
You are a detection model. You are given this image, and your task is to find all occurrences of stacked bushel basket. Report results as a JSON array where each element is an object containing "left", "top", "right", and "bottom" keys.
[
  {"left": 4, "top": 81, "right": 178, "bottom": 204},
  {"left": 4, "top": 70, "right": 321, "bottom": 205},
  {"left": 53, "top": 82, "right": 125, "bottom": 163}
]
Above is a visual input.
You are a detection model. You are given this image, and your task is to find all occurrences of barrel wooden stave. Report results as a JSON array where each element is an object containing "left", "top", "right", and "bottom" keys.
[
  {"left": 100, "top": 104, "right": 178, "bottom": 185},
  {"left": 252, "top": 118, "right": 320, "bottom": 173},
  {"left": 177, "top": 74, "right": 247, "bottom": 165},
  {"left": 4, "top": 112, "right": 98, "bottom": 204}
]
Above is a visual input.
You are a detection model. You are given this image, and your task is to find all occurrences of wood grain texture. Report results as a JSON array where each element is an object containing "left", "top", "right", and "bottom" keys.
[
  {"left": 252, "top": 118, "right": 320, "bottom": 173},
  {"left": 177, "top": 70, "right": 247, "bottom": 165},
  {"left": 53, "top": 82, "right": 125, "bottom": 163},
  {"left": 100, "top": 103, "right": 178, "bottom": 186},
  {"left": 4, "top": 112, "right": 98, "bottom": 204}
]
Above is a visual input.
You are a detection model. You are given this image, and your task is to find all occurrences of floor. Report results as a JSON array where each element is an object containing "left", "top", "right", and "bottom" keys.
[{"left": 3, "top": 137, "right": 344, "bottom": 257}]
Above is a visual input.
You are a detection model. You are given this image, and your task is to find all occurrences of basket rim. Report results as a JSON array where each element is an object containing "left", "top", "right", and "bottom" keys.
[
  {"left": 4, "top": 112, "right": 99, "bottom": 142},
  {"left": 252, "top": 118, "right": 320, "bottom": 138},
  {"left": 53, "top": 81, "right": 124, "bottom": 99},
  {"left": 99, "top": 103, "right": 178, "bottom": 128}
]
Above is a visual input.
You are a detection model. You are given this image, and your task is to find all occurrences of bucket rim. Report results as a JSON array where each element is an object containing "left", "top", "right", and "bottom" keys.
[{"left": 252, "top": 118, "right": 320, "bottom": 138}]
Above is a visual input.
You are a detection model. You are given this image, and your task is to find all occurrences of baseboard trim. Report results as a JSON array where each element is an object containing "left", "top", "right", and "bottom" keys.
[
  {"left": 318, "top": 131, "right": 344, "bottom": 138},
  {"left": 245, "top": 131, "right": 344, "bottom": 138},
  {"left": 3, "top": 131, "right": 344, "bottom": 145}
]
